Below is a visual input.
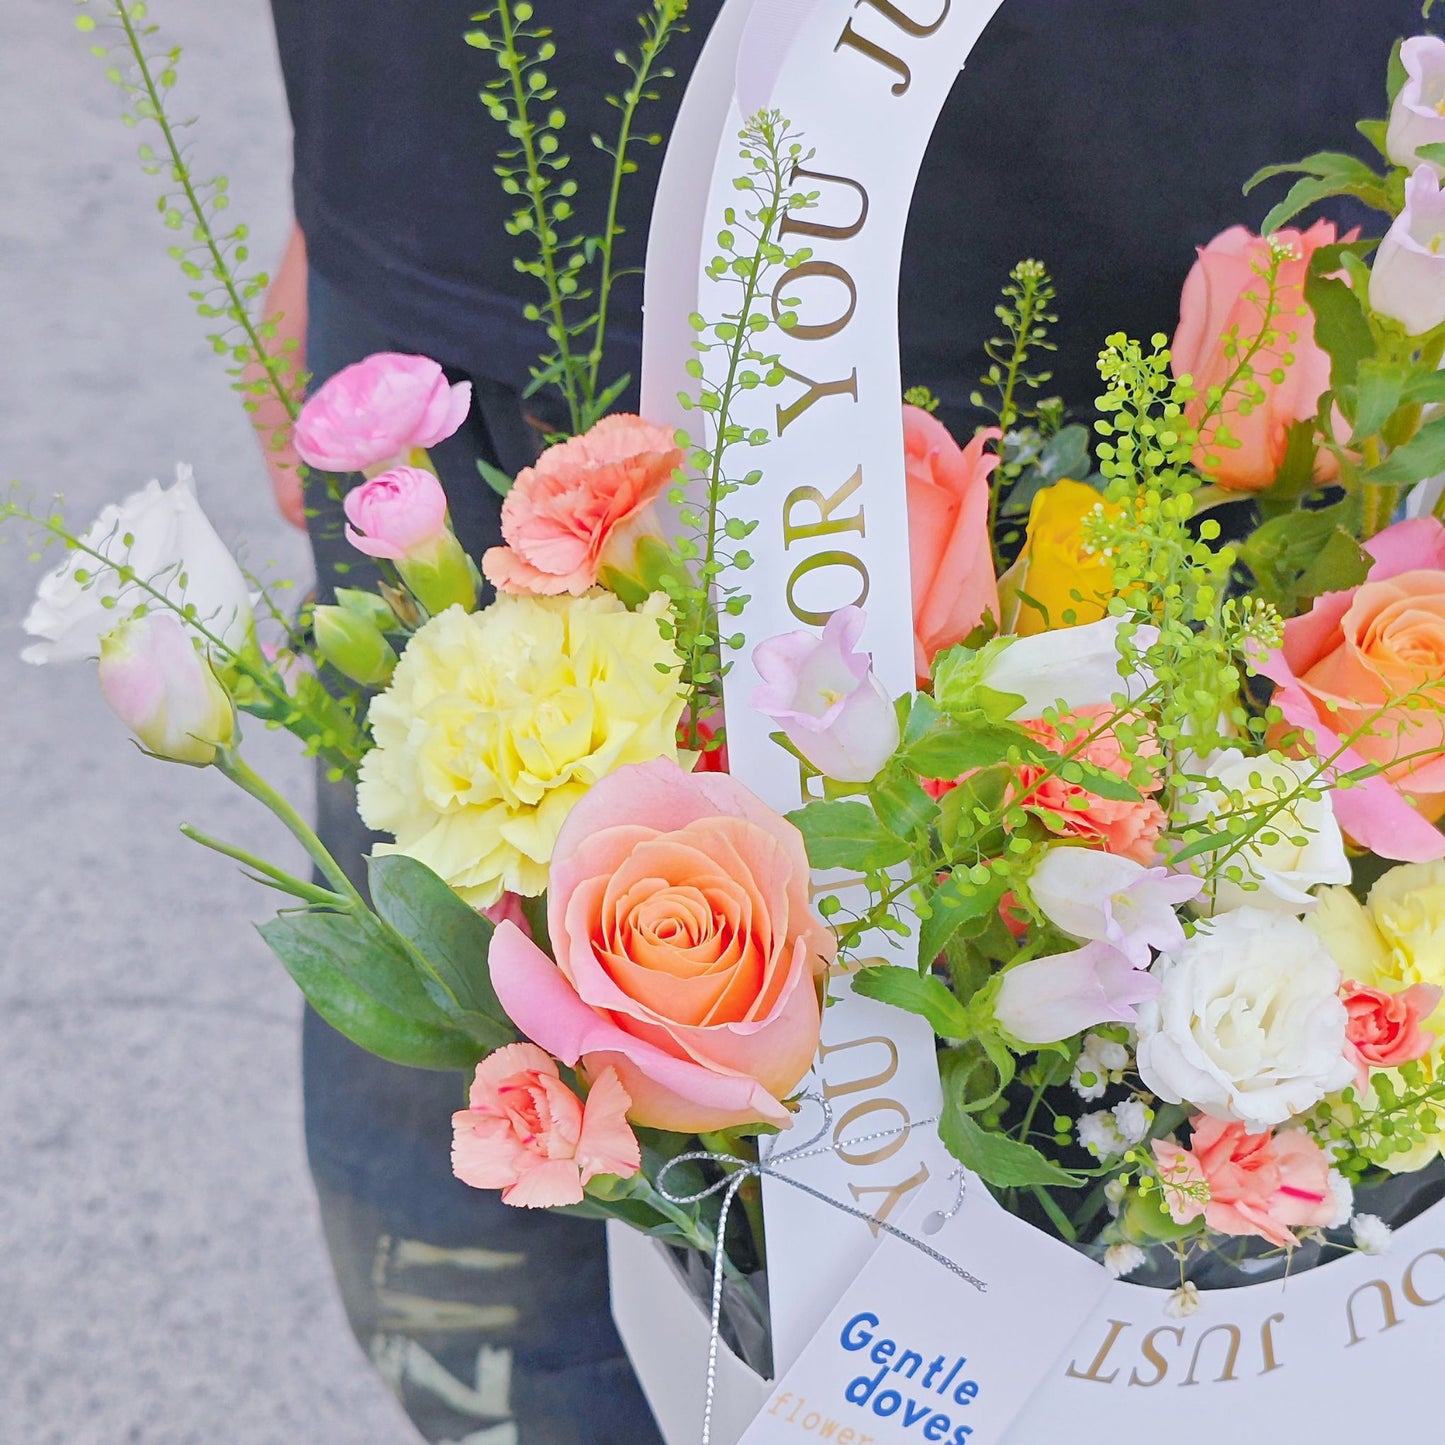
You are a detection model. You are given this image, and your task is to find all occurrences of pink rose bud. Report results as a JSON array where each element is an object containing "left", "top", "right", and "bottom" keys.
[
  {"left": 993, "top": 941, "right": 1159, "bottom": 1046},
  {"left": 294, "top": 353, "right": 472, "bottom": 474},
  {"left": 1387, "top": 36, "right": 1445, "bottom": 175},
  {"left": 751, "top": 606, "right": 900, "bottom": 784},
  {"left": 344, "top": 468, "right": 478, "bottom": 616},
  {"left": 1370, "top": 167, "right": 1445, "bottom": 336},
  {"left": 1172, "top": 223, "right": 1343, "bottom": 492},
  {"left": 98, "top": 611, "right": 235, "bottom": 766},
  {"left": 1341, "top": 979, "right": 1442, "bottom": 1091},
  {"left": 451, "top": 1043, "right": 640, "bottom": 1208},
  {"left": 343, "top": 467, "right": 451, "bottom": 561}
]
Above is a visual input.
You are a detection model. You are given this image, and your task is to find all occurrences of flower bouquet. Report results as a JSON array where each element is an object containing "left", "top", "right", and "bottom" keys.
[{"left": 13, "top": 1, "right": 1445, "bottom": 1441}]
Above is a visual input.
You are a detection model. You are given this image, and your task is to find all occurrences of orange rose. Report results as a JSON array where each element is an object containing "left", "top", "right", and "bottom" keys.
[
  {"left": 904, "top": 405, "right": 1001, "bottom": 683},
  {"left": 1259, "top": 517, "right": 1445, "bottom": 862},
  {"left": 1171, "top": 222, "right": 1343, "bottom": 492},
  {"left": 489, "top": 758, "right": 834, "bottom": 1132}
]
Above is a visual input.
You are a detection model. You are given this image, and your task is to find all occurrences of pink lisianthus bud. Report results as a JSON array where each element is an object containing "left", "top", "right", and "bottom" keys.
[
  {"left": 98, "top": 611, "right": 235, "bottom": 766},
  {"left": 343, "top": 467, "right": 451, "bottom": 562},
  {"left": 992, "top": 941, "right": 1159, "bottom": 1046},
  {"left": 1387, "top": 36, "right": 1445, "bottom": 175},
  {"left": 1370, "top": 167, "right": 1445, "bottom": 336},
  {"left": 294, "top": 353, "right": 472, "bottom": 473},
  {"left": 751, "top": 606, "right": 900, "bottom": 784},
  {"left": 451, "top": 1044, "right": 641, "bottom": 1208}
]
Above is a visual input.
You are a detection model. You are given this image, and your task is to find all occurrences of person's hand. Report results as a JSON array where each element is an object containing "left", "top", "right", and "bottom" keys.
[{"left": 245, "top": 224, "right": 309, "bottom": 530}]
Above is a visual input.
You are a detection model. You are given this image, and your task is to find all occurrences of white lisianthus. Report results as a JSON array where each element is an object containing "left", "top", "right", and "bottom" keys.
[
  {"left": 1135, "top": 909, "right": 1354, "bottom": 1133},
  {"left": 1190, "top": 750, "right": 1350, "bottom": 913},
  {"left": 981, "top": 617, "right": 1157, "bottom": 719},
  {"left": 22, "top": 465, "right": 254, "bottom": 664}
]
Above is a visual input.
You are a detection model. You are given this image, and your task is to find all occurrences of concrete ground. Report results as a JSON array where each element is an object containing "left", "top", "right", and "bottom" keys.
[{"left": 0, "top": 3, "right": 417, "bottom": 1441}]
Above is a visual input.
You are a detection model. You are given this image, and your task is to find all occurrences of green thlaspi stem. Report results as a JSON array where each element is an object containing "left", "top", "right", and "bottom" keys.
[
  {"left": 102, "top": 1, "right": 301, "bottom": 425},
  {"left": 179, "top": 824, "right": 349, "bottom": 908}
]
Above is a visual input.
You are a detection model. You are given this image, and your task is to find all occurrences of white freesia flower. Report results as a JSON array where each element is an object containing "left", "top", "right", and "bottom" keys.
[
  {"left": 1190, "top": 750, "right": 1350, "bottom": 914},
  {"left": 1104, "top": 1242, "right": 1146, "bottom": 1279},
  {"left": 982, "top": 616, "right": 1157, "bottom": 720},
  {"left": 1352, "top": 1214, "right": 1393, "bottom": 1256},
  {"left": 1135, "top": 909, "right": 1354, "bottom": 1133},
  {"left": 1030, "top": 847, "right": 1200, "bottom": 966},
  {"left": 22, "top": 465, "right": 253, "bottom": 664}
]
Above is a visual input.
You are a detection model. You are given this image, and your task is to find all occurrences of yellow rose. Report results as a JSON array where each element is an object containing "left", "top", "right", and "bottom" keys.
[
  {"left": 999, "top": 479, "right": 1120, "bottom": 637},
  {"left": 357, "top": 593, "right": 684, "bottom": 907}
]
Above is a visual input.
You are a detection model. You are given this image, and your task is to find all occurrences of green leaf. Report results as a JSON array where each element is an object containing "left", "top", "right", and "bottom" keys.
[
  {"left": 476, "top": 457, "right": 515, "bottom": 497},
  {"left": 1418, "top": 142, "right": 1445, "bottom": 167},
  {"left": 1388, "top": 37, "right": 1407, "bottom": 106},
  {"left": 1357, "top": 118, "right": 1389, "bottom": 160},
  {"left": 1348, "top": 359, "right": 1408, "bottom": 446},
  {"left": 1296, "top": 526, "right": 1371, "bottom": 600},
  {"left": 901, "top": 722, "right": 1043, "bottom": 779},
  {"left": 259, "top": 913, "right": 483, "bottom": 1071},
  {"left": 1305, "top": 250, "right": 1376, "bottom": 390},
  {"left": 1364, "top": 414, "right": 1445, "bottom": 486},
  {"left": 1400, "top": 370, "right": 1445, "bottom": 408},
  {"left": 367, "top": 855, "right": 515, "bottom": 1048},
  {"left": 1245, "top": 153, "right": 1389, "bottom": 233},
  {"left": 868, "top": 768, "right": 938, "bottom": 842},
  {"left": 916, "top": 871, "right": 1006, "bottom": 969},
  {"left": 785, "top": 800, "right": 910, "bottom": 872},
  {"left": 853, "top": 965, "right": 975, "bottom": 1039},
  {"left": 939, "top": 1055, "right": 1082, "bottom": 1188}
]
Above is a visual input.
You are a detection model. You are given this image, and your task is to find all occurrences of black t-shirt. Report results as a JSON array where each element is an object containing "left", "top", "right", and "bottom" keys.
[{"left": 270, "top": 0, "right": 1422, "bottom": 420}]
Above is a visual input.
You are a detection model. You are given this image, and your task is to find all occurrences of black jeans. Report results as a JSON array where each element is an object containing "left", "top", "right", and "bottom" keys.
[{"left": 301, "top": 268, "right": 663, "bottom": 1445}]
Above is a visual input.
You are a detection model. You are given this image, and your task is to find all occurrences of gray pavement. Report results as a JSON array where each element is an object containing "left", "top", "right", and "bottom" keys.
[{"left": 0, "top": 3, "right": 418, "bottom": 1441}]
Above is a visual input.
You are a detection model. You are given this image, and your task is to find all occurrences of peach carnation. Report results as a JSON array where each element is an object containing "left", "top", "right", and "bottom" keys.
[{"left": 483, "top": 414, "right": 683, "bottom": 596}]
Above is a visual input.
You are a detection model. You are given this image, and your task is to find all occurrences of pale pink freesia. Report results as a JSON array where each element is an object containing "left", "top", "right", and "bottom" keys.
[
  {"left": 343, "top": 466, "right": 451, "bottom": 561},
  {"left": 1172, "top": 222, "right": 1344, "bottom": 492},
  {"left": 294, "top": 353, "right": 471, "bottom": 473},
  {"left": 751, "top": 606, "right": 900, "bottom": 784},
  {"left": 1342, "top": 980, "right": 1442, "bottom": 1092},
  {"left": 488, "top": 758, "right": 834, "bottom": 1132},
  {"left": 1370, "top": 167, "right": 1445, "bottom": 336},
  {"left": 904, "top": 406, "right": 1001, "bottom": 683},
  {"left": 1027, "top": 847, "right": 1201, "bottom": 968},
  {"left": 451, "top": 1043, "right": 640, "bottom": 1208},
  {"left": 98, "top": 611, "right": 234, "bottom": 766},
  {"left": 1387, "top": 36, "right": 1445, "bottom": 174},
  {"left": 992, "top": 941, "right": 1159, "bottom": 1046},
  {"left": 482, "top": 415, "right": 683, "bottom": 596},
  {"left": 1154, "top": 1117, "right": 1336, "bottom": 1250},
  {"left": 1257, "top": 516, "right": 1445, "bottom": 862}
]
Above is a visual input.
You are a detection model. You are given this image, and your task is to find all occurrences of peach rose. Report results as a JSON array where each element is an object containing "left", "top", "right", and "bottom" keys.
[
  {"left": 482, "top": 414, "right": 683, "bottom": 596},
  {"left": 1342, "top": 980, "right": 1441, "bottom": 1091},
  {"left": 1172, "top": 222, "right": 1344, "bottom": 492},
  {"left": 904, "top": 406, "right": 1001, "bottom": 683},
  {"left": 450, "top": 1043, "right": 640, "bottom": 1208},
  {"left": 1154, "top": 1117, "right": 1336, "bottom": 1249},
  {"left": 1258, "top": 517, "right": 1445, "bottom": 862},
  {"left": 489, "top": 758, "right": 834, "bottom": 1132}
]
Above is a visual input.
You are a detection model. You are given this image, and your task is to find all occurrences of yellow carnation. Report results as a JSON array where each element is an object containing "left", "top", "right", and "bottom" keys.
[
  {"left": 357, "top": 593, "right": 685, "bottom": 907},
  {"left": 999, "top": 479, "right": 1121, "bottom": 637}
]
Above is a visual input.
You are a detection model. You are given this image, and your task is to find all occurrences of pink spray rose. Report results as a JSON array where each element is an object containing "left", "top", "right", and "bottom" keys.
[
  {"left": 992, "top": 941, "right": 1159, "bottom": 1046},
  {"left": 482, "top": 414, "right": 684, "bottom": 597},
  {"left": 294, "top": 353, "right": 472, "bottom": 473},
  {"left": 1341, "top": 980, "right": 1441, "bottom": 1091},
  {"left": 451, "top": 1043, "right": 640, "bottom": 1208},
  {"left": 343, "top": 466, "right": 451, "bottom": 561},
  {"left": 1154, "top": 1117, "right": 1336, "bottom": 1250},
  {"left": 489, "top": 757, "right": 835, "bottom": 1133},
  {"left": 1258, "top": 516, "right": 1445, "bottom": 862},
  {"left": 752, "top": 606, "right": 900, "bottom": 784},
  {"left": 1172, "top": 222, "right": 1343, "bottom": 492},
  {"left": 904, "top": 406, "right": 1001, "bottom": 683}
]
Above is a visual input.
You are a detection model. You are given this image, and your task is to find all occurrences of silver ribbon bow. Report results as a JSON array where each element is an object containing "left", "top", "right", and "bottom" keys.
[{"left": 655, "top": 1095, "right": 986, "bottom": 1444}]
